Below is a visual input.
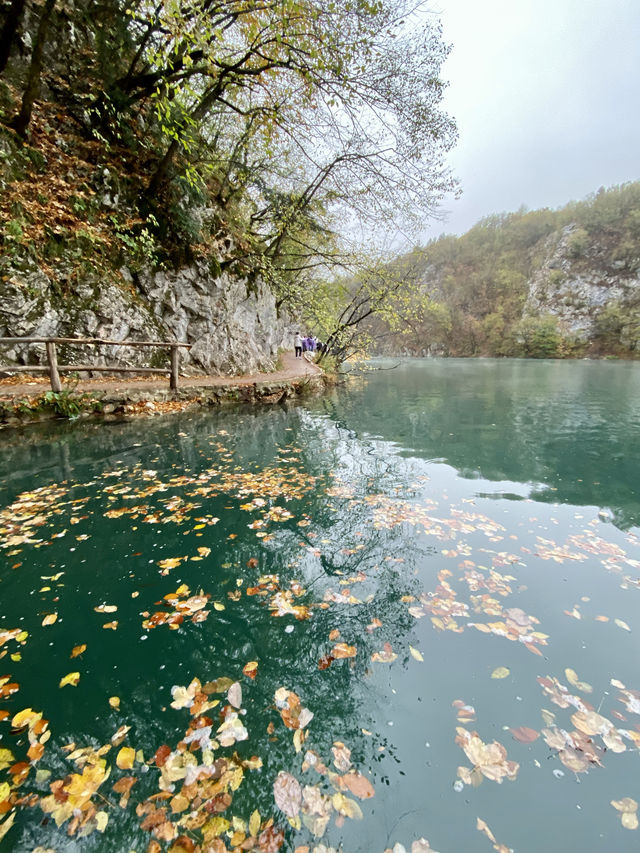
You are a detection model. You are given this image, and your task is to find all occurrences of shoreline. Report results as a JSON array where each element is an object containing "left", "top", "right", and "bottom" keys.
[{"left": 0, "top": 352, "right": 328, "bottom": 429}]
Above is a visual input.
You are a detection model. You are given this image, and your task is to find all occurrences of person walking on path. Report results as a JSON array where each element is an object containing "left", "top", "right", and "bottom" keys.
[{"left": 294, "top": 332, "right": 303, "bottom": 358}]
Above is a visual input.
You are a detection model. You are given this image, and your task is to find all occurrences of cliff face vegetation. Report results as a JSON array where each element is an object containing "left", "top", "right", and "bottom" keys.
[
  {"left": 372, "top": 182, "right": 640, "bottom": 359},
  {"left": 0, "top": 0, "right": 455, "bottom": 372}
]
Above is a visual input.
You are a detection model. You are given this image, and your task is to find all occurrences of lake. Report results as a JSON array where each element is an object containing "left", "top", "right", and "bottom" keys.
[{"left": 1, "top": 358, "right": 640, "bottom": 852}]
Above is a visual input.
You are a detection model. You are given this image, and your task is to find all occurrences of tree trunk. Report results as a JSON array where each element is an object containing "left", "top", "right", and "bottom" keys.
[
  {"left": 0, "top": 0, "right": 27, "bottom": 75},
  {"left": 10, "top": 0, "right": 55, "bottom": 137}
]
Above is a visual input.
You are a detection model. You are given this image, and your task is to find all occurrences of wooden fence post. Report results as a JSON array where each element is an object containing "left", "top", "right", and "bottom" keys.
[
  {"left": 45, "top": 341, "right": 62, "bottom": 392},
  {"left": 170, "top": 346, "right": 179, "bottom": 391}
]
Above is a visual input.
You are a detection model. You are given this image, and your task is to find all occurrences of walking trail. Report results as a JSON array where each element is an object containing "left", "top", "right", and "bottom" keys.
[{"left": 0, "top": 351, "right": 322, "bottom": 400}]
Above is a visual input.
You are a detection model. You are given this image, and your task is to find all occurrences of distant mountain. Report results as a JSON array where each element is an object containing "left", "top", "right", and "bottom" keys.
[{"left": 373, "top": 182, "right": 640, "bottom": 358}]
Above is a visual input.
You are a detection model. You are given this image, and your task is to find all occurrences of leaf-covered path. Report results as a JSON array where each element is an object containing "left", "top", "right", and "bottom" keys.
[{"left": 0, "top": 351, "right": 322, "bottom": 401}]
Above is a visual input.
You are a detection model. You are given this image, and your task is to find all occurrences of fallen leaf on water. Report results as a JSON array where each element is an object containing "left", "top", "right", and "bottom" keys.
[
  {"left": 228, "top": 682, "right": 242, "bottom": 709},
  {"left": 70, "top": 644, "right": 86, "bottom": 658},
  {"left": 509, "top": 727, "right": 539, "bottom": 743},
  {"left": 0, "top": 812, "right": 15, "bottom": 841},
  {"left": 42, "top": 613, "right": 57, "bottom": 626},
  {"left": 94, "top": 605, "right": 117, "bottom": 614},
  {"left": 116, "top": 747, "right": 135, "bottom": 770},
  {"left": 332, "top": 742, "right": 352, "bottom": 772},
  {"left": 103, "top": 621, "right": 118, "bottom": 630},
  {"left": 410, "top": 841, "right": 436, "bottom": 852},
  {"left": 112, "top": 775, "right": 137, "bottom": 807},
  {"left": 249, "top": 809, "right": 261, "bottom": 837},
  {"left": 59, "top": 672, "right": 80, "bottom": 688},
  {"left": 273, "top": 771, "right": 301, "bottom": 817},
  {"left": 409, "top": 646, "right": 424, "bottom": 662},
  {"left": 242, "top": 661, "right": 258, "bottom": 680},
  {"left": 332, "top": 643, "right": 357, "bottom": 659},
  {"left": 491, "top": 667, "right": 510, "bottom": 679},
  {"left": 95, "top": 811, "right": 108, "bottom": 832},
  {"left": 564, "top": 667, "right": 593, "bottom": 694},
  {"left": 477, "top": 818, "right": 497, "bottom": 843},
  {"left": 109, "top": 697, "right": 120, "bottom": 710},
  {"left": 0, "top": 749, "right": 14, "bottom": 771},
  {"left": 332, "top": 791, "right": 363, "bottom": 820},
  {"left": 615, "top": 619, "right": 631, "bottom": 632},
  {"left": 371, "top": 642, "right": 397, "bottom": 663},
  {"left": 111, "top": 724, "right": 131, "bottom": 746},
  {"left": 456, "top": 727, "right": 519, "bottom": 785},
  {"left": 611, "top": 797, "right": 639, "bottom": 830},
  {"left": 477, "top": 816, "right": 510, "bottom": 852},
  {"left": 340, "top": 771, "right": 375, "bottom": 799}
]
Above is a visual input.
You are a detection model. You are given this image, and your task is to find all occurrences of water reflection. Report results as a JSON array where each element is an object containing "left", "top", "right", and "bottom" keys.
[
  {"left": 0, "top": 404, "right": 433, "bottom": 852},
  {"left": 2, "top": 361, "right": 640, "bottom": 853},
  {"left": 313, "top": 359, "right": 640, "bottom": 527}
]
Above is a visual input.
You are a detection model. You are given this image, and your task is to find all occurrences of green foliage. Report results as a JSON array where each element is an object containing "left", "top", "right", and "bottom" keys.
[
  {"left": 369, "top": 182, "right": 640, "bottom": 359},
  {"left": 593, "top": 302, "right": 640, "bottom": 352},
  {"left": 41, "top": 390, "right": 82, "bottom": 418},
  {"left": 514, "top": 315, "right": 563, "bottom": 358},
  {"left": 566, "top": 227, "right": 589, "bottom": 258}
]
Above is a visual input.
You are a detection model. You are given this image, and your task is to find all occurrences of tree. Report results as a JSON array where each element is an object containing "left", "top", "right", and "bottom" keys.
[
  {"left": 0, "top": 0, "right": 27, "bottom": 75},
  {"left": 10, "top": 0, "right": 56, "bottom": 137}
]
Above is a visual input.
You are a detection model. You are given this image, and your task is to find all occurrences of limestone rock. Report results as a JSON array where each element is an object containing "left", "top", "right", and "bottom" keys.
[{"left": 0, "top": 261, "right": 294, "bottom": 375}]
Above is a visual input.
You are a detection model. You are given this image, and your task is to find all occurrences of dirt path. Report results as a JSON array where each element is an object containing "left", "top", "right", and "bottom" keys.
[{"left": 0, "top": 351, "right": 322, "bottom": 400}]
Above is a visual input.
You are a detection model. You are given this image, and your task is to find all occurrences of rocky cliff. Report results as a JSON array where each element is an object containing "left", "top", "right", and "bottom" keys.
[
  {"left": 373, "top": 184, "right": 640, "bottom": 358},
  {"left": 0, "top": 260, "right": 293, "bottom": 375},
  {"left": 524, "top": 224, "right": 639, "bottom": 347}
]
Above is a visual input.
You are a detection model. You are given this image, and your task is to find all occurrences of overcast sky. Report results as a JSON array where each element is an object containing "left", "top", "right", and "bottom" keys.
[{"left": 426, "top": 0, "right": 640, "bottom": 238}]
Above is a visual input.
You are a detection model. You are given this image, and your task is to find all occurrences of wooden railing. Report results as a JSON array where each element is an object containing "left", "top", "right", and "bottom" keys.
[{"left": 0, "top": 336, "right": 192, "bottom": 392}]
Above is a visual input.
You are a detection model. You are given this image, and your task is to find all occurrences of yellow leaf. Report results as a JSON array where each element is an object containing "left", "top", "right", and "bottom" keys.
[
  {"left": 213, "top": 602, "right": 225, "bottom": 611},
  {"left": 59, "top": 672, "right": 80, "bottom": 688},
  {"left": 0, "top": 811, "right": 15, "bottom": 841},
  {"left": 615, "top": 618, "right": 631, "bottom": 632},
  {"left": 409, "top": 645, "right": 424, "bottom": 662},
  {"left": 42, "top": 613, "right": 58, "bottom": 626},
  {"left": 11, "top": 709, "right": 42, "bottom": 729},
  {"left": 71, "top": 644, "right": 87, "bottom": 658},
  {"left": 491, "top": 667, "right": 510, "bottom": 679},
  {"left": 95, "top": 811, "right": 109, "bottom": 832},
  {"left": 204, "top": 816, "right": 230, "bottom": 837},
  {"left": 249, "top": 809, "right": 261, "bottom": 837},
  {"left": 116, "top": 747, "right": 135, "bottom": 769},
  {"left": 0, "top": 749, "right": 15, "bottom": 771},
  {"left": 242, "top": 660, "right": 259, "bottom": 679},
  {"left": 109, "top": 696, "right": 120, "bottom": 710},
  {"left": 332, "top": 792, "right": 363, "bottom": 820}
]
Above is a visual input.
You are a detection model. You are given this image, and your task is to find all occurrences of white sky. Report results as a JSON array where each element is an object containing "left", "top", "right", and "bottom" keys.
[{"left": 427, "top": 0, "right": 640, "bottom": 237}]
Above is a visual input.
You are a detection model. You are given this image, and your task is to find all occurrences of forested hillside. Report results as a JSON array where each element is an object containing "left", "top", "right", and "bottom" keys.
[
  {"left": 373, "top": 182, "right": 640, "bottom": 358},
  {"left": 0, "top": 0, "right": 455, "bottom": 372}
]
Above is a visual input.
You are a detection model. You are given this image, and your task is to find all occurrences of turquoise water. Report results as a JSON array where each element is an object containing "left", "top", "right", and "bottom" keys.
[{"left": 1, "top": 358, "right": 640, "bottom": 852}]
